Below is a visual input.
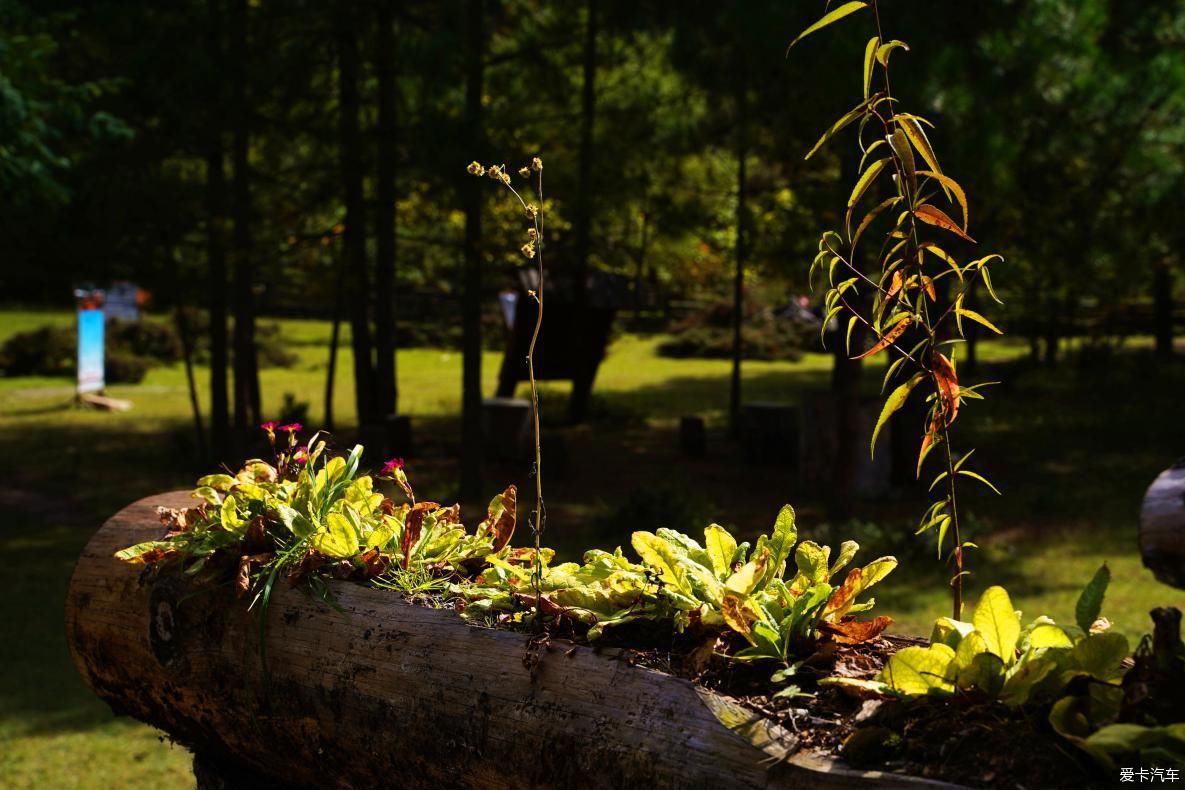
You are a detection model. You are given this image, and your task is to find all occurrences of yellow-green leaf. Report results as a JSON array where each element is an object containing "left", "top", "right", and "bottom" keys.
[
  {"left": 880, "top": 644, "right": 956, "bottom": 695},
  {"left": 805, "top": 94, "right": 880, "bottom": 160},
  {"left": 875, "top": 39, "right": 910, "bottom": 66},
  {"left": 789, "top": 1, "right": 868, "bottom": 50},
  {"left": 917, "top": 169, "right": 966, "bottom": 228},
  {"left": 888, "top": 128, "right": 916, "bottom": 194},
  {"left": 871, "top": 373, "right": 922, "bottom": 458},
  {"left": 704, "top": 524, "right": 738, "bottom": 580},
  {"left": 956, "top": 307, "right": 1003, "bottom": 335},
  {"left": 846, "top": 157, "right": 890, "bottom": 232},
  {"left": 862, "top": 36, "right": 879, "bottom": 99},
  {"left": 973, "top": 586, "right": 1021, "bottom": 663},
  {"left": 898, "top": 115, "right": 941, "bottom": 176}
]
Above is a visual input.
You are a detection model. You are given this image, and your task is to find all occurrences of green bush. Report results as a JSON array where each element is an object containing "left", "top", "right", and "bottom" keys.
[{"left": 657, "top": 296, "right": 813, "bottom": 361}]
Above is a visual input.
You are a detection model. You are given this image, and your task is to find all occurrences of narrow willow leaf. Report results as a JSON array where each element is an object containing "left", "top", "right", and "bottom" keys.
[
  {"left": 788, "top": 1, "right": 868, "bottom": 51},
  {"left": 853, "top": 313, "right": 912, "bottom": 360},
  {"left": 916, "top": 204, "right": 975, "bottom": 242},
  {"left": 917, "top": 169, "right": 966, "bottom": 228},
  {"left": 846, "top": 158, "right": 890, "bottom": 232},
  {"left": 859, "top": 139, "right": 888, "bottom": 171},
  {"left": 980, "top": 262, "right": 1004, "bottom": 304},
  {"left": 863, "top": 36, "right": 879, "bottom": 99},
  {"left": 917, "top": 428, "right": 939, "bottom": 478},
  {"left": 871, "top": 373, "right": 922, "bottom": 458},
  {"left": 1075, "top": 564, "right": 1111, "bottom": 634},
  {"left": 875, "top": 39, "right": 910, "bottom": 66},
  {"left": 899, "top": 116, "right": 942, "bottom": 177},
  {"left": 845, "top": 315, "right": 859, "bottom": 355},
  {"left": 821, "top": 305, "right": 843, "bottom": 346},
  {"left": 852, "top": 195, "right": 900, "bottom": 250},
  {"left": 958, "top": 469, "right": 1002, "bottom": 495},
  {"left": 881, "top": 353, "right": 909, "bottom": 394},
  {"left": 920, "top": 243, "right": 963, "bottom": 281},
  {"left": 933, "top": 352, "right": 960, "bottom": 425},
  {"left": 957, "top": 307, "right": 1003, "bottom": 335},
  {"left": 889, "top": 129, "right": 916, "bottom": 195},
  {"left": 936, "top": 515, "right": 951, "bottom": 558},
  {"left": 805, "top": 94, "right": 881, "bottom": 160}
]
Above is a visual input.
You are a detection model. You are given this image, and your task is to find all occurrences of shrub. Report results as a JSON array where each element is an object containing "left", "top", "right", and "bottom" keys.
[
  {"left": 656, "top": 296, "right": 813, "bottom": 361},
  {"left": 105, "top": 352, "right": 153, "bottom": 384},
  {"left": 0, "top": 325, "right": 75, "bottom": 377},
  {"left": 107, "top": 319, "right": 182, "bottom": 362}
]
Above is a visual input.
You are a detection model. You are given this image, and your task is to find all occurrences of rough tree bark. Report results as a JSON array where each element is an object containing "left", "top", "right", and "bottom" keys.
[
  {"left": 337, "top": 7, "right": 376, "bottom": 427},
  {"left": 66, "top": 492, "right": 952, "bottom": 789},
  {"left": 373, "top": 0, "right": 399, "bottom": 417},
  {"left": 729, "top": 24, "right": 748, "bottom": 440},
  {"left": 206, "top": 0, "right": 230, "bottom": 459},
  {"left": 573, "top": 0, "right": 597, "bottom": 308},
  {"left": 460, "top": 0, "right": 485, "bottom": 504},
  {"left": 230, "top": 0, "right": 260, "bottom": 432}
]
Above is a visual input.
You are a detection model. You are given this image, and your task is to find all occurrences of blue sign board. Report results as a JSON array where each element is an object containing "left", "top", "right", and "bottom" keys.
[{"left": 77, "top": 309, "right": 105, "bottom": 394}]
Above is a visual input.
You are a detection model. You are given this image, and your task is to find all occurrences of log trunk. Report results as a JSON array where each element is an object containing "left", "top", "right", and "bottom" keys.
[
  {"left": 1140, "top": 462, "right": 1185, "bottom": 590},
  {"left": 67, "top": 492, "right": 953, "bottom": 789}
]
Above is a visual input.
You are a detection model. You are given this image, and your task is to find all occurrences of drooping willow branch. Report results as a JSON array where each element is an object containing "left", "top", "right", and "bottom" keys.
[
  {"left": 794, "top": 0, "right": 1005, "bottom": 619},
  {"left": 468, "top": 157, "right": 547, "bottom": 605}
]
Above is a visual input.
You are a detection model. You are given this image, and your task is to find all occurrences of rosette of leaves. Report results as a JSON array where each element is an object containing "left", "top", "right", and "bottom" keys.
[
  {"left": 824, "top": 566, "right": 1129, "bottom": 717},
  {"left": 460, "top": 505, "right": 898, "bottom": 659},
  {"left": 116, "top": 438, "right": 518, "bottom": 602}
]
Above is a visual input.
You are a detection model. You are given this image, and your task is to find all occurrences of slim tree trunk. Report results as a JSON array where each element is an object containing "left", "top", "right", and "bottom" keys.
[
  {"left": 573, "top": 0, "right": 597, "bottom": 306},
  {"left": 206, "top": 0, "right": 230, "bottom": 459},
  {"left": 828, "top": 149, "right": 865, "bottom": 521},
  {"left": 325, "top": 243, "right": 346, "bottom": 431},
  {"left": 728, "top": 19, "right": 747, "bottom": 439},
  {"left": 460, "top": 0, "right": 485, "bottom": 503},
  {"left": 373, "top": 0, "right": 398, "bottom": 416},
  {"left": 337, "top": 7, "right": 376, "bottom": 427},
  {"left": 175, "top": 307, "right": 208, "bottom": 461},
  {"left": 230, "top": 0, "right": 260, "bottom": 431},
  {"left": 1154, "top": 258, "right": 1174, "bottom": 358}
]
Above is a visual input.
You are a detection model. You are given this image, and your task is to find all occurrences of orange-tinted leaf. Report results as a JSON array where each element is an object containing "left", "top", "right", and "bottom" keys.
[
  {"left": 922, "top": 275, "right": 937, "bottom": 301},
  {"left": 933, "top": 353, "right": 960, "bottom": 426},
  {"left": 853, "top": 314, "right": 913, "bottom": 360},
  {"left": 826, "top": 567, "right": 863, "bottom": 616},
  {"left": 916, "top": 427, "right": 937, "bottom": 479},
  {"left": 886, "top": 270, "right": 905, "bottom": 299},
  {"left": 401, "top": 501, "right": 438, "bottom": 569},
  {"left": 478, "top": 485, "right": 518, "bottom": 552},
  {"left": 915, "top": 204, "right": 975, "bottom": 242},
  {"left": 821, "top": 615, "right": 894, "bottom": 645}
]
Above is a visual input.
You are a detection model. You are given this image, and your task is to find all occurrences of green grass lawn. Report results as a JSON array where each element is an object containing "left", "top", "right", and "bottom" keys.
[{"left": 1, "top": 309, "right": 1182, "bottom": 787}]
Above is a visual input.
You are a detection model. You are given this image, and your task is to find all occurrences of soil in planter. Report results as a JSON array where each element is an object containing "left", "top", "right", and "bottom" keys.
[{"left": 615, "top": 632, "right": 1101, "bottom": 789}]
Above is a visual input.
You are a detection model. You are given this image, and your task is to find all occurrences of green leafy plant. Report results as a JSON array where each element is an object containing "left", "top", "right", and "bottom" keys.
[
  {"left": 793, "top": 0, "right": 1005, "bottom": 619},
  {"left": 825, "top": 566, "right": 1128, "bottom": 729},
  {"left": 461, "top": 505, "right": 897, "bottom": 661},
  {"left": 116, "top": 424, "right": 519, "bottom": 669}
]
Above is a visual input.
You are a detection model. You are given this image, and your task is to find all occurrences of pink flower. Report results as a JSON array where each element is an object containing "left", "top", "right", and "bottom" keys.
[
  {"left": 381, "top": 458, "right": 405, "bottom": 476},
  {"left": 292, "top": 446, "right": 309, "bottom": 464},
  {"left": 278, "top": 423, "right": 303, "bottom": 433},
  {"left": 259, "top": 421, "right": 278, "bottom": 432}
]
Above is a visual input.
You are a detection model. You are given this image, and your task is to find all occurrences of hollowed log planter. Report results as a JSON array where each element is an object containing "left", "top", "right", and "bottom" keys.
[{"left": 67, "top": 492, "right": 951, "bottom": 789}]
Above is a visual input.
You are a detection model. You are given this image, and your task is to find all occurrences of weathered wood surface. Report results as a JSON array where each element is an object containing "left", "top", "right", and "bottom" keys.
[
  {"left": 1141, "top": 462, "right": 1185, "bottom": 590},
  {"left": 67, "top": 492, "right": 957, "bottom": 789}
]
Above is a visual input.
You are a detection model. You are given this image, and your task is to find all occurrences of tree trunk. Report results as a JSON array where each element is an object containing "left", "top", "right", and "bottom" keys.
[
  {"left": 1154, "top": 257, "right": 1174, "bottom": 358},
  {"left": 175, "top": 307, "right": 207, "bottom": 461},
  {"left": 230, "top": 0, "right": 260, "bottom": 432},
  {"left": 324, "top": 244, "right": 346, "bottom": 432},
  {"left": 573, "top": 0, "right": 598, "bottom": 307},
  {"left": 460, "top": 0, "right": 485, "bottom": 504},
  {"left": 828, "top": 150, "right": 865, "bottom": 521},
  {"left": 66, "top": 492, "right": 926, "bottom": 789},
  {"left": 337, "top": 7, "right": 376, "bottom": 428},
  {"left": 373, "top": 0, "right": 398, "bottom": 416},
  {"left": 729, "top": 48, "right": 747, "bottom": 440},
  {"left": 206, "top": 0, "right": 230, "bottom": 460}
]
